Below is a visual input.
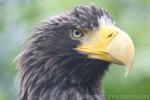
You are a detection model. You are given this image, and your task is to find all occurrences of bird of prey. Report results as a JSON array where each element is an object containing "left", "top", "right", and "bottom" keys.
[{"left": 17, "top": 5, "right": 135, "bottom": 100}]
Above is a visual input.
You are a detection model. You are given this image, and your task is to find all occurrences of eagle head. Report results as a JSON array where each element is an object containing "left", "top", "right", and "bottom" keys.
[{"left": 17, "top": 5, "right": 135, "bottom": 100}]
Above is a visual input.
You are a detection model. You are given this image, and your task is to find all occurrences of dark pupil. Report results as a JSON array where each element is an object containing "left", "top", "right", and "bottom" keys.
[{"left": 75, "top": 30, "right": 81, "bottom": 35}]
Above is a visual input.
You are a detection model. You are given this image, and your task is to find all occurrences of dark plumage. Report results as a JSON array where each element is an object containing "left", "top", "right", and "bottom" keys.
[{"left": 17, "top": 5, "right": 114, "bottom": 100}]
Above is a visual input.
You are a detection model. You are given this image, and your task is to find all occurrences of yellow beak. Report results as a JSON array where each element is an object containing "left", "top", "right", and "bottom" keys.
[{"left": 76, "top": 26, "right": 135, "bottom": 76}]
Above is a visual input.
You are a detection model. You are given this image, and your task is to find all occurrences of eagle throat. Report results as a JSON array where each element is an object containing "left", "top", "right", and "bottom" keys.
[{"left": 18, "top": 51, "right": 109, "bottom": 100}]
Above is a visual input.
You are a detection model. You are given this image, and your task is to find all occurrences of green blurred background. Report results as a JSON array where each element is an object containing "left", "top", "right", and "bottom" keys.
[{"left": 0, "top": 0, "right": 150, "bottom": 100}]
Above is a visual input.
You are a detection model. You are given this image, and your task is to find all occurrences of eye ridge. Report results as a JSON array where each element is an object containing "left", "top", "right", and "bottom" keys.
[{"left": 72, "top": 29, "right": 84, "bottom": 39}]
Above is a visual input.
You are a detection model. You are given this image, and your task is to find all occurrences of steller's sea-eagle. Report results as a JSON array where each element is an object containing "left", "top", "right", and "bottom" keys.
[{"left": 17, "top": 5, "right": 135, "bottom": 100}]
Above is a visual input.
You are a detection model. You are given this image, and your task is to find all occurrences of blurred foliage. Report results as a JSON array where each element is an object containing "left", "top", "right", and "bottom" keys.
[{"left": 0, "top": 0, "right": 150, "bottom": 100}]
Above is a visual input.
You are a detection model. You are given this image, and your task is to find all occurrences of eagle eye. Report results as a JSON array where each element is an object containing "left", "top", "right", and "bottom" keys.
[{"left": 71, "top": 29, "right": 84, "bottom": 39}]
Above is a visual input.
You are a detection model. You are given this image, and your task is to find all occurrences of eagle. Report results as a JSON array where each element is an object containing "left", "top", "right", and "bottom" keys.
[{"left": 17, "top": 5, "right": 135, "bottom": 100}]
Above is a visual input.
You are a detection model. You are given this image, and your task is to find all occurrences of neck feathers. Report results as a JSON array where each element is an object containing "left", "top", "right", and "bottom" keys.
[{"left": 17, "top": 50, "right": 109, "bottom": 100}]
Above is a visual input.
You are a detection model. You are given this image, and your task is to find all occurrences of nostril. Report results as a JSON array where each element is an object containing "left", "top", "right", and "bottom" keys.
[{"left": 107, "top": 33, "right": 113, "bottom": 38}]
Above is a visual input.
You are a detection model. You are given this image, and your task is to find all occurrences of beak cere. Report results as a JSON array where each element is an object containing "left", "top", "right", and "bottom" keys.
[{"left": 76, "top": 26, "right": 135, "bottom": 75}]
